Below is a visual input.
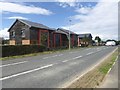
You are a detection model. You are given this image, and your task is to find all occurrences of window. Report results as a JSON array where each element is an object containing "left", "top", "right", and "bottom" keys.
[
  {"left": 11, "top": 31, "right": 15, "bottom": 38},
  {"left": 21, "top": 29, "right": 25, "bottom": 38}
]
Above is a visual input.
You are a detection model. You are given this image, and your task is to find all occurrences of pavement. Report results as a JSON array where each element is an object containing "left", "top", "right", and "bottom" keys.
[
  {"left": 1, "top": 46, "right": 117, "bottom": 88},
  {"left": 99, "top": 60, "right": 118, "bottom": 88}
]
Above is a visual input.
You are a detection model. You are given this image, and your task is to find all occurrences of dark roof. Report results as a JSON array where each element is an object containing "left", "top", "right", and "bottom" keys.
[
  {"left": 19, "top": 19, "right": 53, "bottom": 30},
  {"left": 57, "top": 28, "right": 76, "bottom": 35},
  {"left": 78, "top": 33, "right": 92, "bottom": 38},
  {"left": 55, "top": 30, "right": 67, "bottom": 35},
  {"left": 8, "top": 19, "right": 54, "bottom": 31}
]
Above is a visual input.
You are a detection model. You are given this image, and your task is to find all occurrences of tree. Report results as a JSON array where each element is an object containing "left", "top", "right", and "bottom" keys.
[{"left": 95, "top": 36, "right": 101, "bottom": 46}]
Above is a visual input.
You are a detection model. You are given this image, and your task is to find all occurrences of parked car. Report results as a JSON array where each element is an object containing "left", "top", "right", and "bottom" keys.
[{"left": 105, "top": 41, "right": 116, "bottom": 46}]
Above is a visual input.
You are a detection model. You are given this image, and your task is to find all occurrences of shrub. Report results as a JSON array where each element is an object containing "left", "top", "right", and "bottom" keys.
[{"left": 2, "top": 45, "right": 46, "bottom": 57}]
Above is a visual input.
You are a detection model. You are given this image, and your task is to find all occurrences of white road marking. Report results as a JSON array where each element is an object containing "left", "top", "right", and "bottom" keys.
[
  {"left": 0, "top": 61, "right": 28, "bottom": 68},
  {"left": 69, "top": 51, "right": 78, "bottom": 54},
  {"left": 43, "top": 57, "right": 49, "bottom": 59},
  {"left": 86, "top": 52, "right": 94, "bottom": 55},
  {"left": 0, "top": 64, "right": 53, "bottom": 81},
  {"left": 62, "top": 56, "right": 82, "bottom": 63},
  {"left": 62, "top": 60, "right": 69, "bottom": 62},
  {"left": 58, "top": 54, "right": 63, "bottom": 56},
  {"left": 51, "top": 55, "right": 58, "bottom": 57},
  {"left": 43, "top": 54, "right": 63, "bottom": 59},
  {"left": 72, "top": 56, "right": 82, "bottom": 60},
  {"left": 62, "top": 48, "right": 118, "bottom": 88}
]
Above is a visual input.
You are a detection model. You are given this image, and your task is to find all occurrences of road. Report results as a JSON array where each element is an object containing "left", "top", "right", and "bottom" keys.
[{"left": 1, "top": 46, "right": 117, "bottom": 88}]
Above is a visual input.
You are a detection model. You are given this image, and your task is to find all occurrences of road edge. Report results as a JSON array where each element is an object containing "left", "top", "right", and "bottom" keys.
[
  {"left": 97, "top": 56, "right": 118, "bottom": 88},
  {"left": 61, "top": 47, "right": 118, "bottom": 88}
]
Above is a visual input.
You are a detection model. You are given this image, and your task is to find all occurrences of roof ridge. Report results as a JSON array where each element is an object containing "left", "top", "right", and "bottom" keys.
[{"left": 18, "top": 19, "right": 52, "bottom": 30}]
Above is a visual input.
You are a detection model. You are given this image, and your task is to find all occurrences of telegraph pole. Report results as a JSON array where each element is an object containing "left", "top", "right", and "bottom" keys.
[{"left": 69, "top": 20, "right": 71, "bottom": 50}]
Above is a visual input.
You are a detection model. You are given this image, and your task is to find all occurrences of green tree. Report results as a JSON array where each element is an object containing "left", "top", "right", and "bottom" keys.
[{"left": 95, "top": 36, "right": 101, "bottom": 46}]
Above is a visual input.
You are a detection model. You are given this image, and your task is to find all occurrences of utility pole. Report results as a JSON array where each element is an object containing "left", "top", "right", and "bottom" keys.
[
  {"left": 69, "top": 30, "right": 71, "bottom": 50},
  {"left": 69, "top": 20, "right": 71, "bottom": 50}
]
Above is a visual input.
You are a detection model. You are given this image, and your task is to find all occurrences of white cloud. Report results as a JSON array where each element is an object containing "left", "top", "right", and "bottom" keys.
[
  {"left": 7, "top": 16, "right": 28, "bottom": 20},
  {"left": 0, "top": 2, "right": 53, "bottom": 15},
  {"left": 56, "top": 0, "right": 78, "bottom": 8},
  {"left": 63, "top": 1, "right": 118, "bottom": 40},
  {"left": 75, "top": 6, "right": 93, "bottom": 14},
  {"left": 0, "top": 28, "right": 9, "bottom": 39}
]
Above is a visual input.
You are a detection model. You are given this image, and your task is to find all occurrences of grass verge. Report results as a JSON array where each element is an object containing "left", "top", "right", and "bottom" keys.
[{"left": 65, "top": 49, "right": 118, "bottom": 88}]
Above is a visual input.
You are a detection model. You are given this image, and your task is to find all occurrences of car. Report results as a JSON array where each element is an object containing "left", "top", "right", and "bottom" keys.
[{"left": 105, "top": 41, "right": 116, "bottom": 46}]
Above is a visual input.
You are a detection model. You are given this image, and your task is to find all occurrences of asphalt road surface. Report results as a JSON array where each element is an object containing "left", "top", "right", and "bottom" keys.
[{"left": 1, "top": 46, "right": 117, "bottom": 88}]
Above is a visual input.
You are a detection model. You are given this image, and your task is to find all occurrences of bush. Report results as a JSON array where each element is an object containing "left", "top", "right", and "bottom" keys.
[{"left": 2, "top": 45, "right": 46, "bottom": 57}]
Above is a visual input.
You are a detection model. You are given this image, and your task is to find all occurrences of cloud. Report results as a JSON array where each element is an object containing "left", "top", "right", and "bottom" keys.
[
  {"left": 0, "top": 2, "right": 53, "bottom": 15},
  {"left": 7, "top": 16, "right": 28, "bottom": 20},
  {"left": 0, "top": 28, "right": 9, "bottom": 39},
  {"left": 70, "top": 6, "right": 93, "bottom": 20},
  {"left": 75, "top": 6, "right": 93, "bottom": 14},
  {"left": 56, "top": 0, "right": 79, "bottom": 8},
  {"left": 63, "top": 1, "right": 118, "bottom": 40}
]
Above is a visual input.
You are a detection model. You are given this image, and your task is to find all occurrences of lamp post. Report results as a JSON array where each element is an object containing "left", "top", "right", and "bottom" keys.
[{"left": 69, "top": 20, "right": 71, "bottom": 50}]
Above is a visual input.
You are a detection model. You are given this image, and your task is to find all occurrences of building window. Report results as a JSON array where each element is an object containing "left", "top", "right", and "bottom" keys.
[
  {"left": 21, "top": 29, "right": 25, "bottom": 38},
  {"left": 11, "top": 31, "right": 15, "bottom": 38}
]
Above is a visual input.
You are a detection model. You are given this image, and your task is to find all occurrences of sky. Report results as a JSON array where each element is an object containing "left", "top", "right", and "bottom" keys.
[{"left": 0, "top": 0, "right": 119, "bottom": 41}]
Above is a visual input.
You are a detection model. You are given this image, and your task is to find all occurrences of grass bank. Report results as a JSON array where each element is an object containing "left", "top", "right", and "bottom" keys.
[{"left": 65, "top": 48, "right": 118, "bottom": 88}]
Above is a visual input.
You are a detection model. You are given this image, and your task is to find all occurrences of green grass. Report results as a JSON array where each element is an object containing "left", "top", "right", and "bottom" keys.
[
  {"left": 99, "top": 63, "right": 113, "bottom": 74},
  {"left": 99, "top": 50, "right": 118, "bottom": 74}
]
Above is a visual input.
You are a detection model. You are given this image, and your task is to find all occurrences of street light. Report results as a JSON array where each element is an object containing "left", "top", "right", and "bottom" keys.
[{"left": 69, "top": 20, "right": 71, "bottom": 50}]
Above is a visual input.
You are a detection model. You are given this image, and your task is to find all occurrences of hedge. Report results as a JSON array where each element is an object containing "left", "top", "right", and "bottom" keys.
[{"left": 2, "top": 45, "right": 46, "bottom": 57}]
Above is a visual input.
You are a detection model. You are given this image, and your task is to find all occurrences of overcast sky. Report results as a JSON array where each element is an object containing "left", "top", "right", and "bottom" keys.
[{"left": 0, "top": 0, "right": 119, "bottom": 40}]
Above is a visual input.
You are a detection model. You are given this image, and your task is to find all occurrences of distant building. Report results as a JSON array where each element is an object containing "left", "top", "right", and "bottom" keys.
[
  {"left": 57, "top": 28, "right": 78, "bottom": 47},
  {"left": 78, "top": 33, "right": 93, "bottom": 46}
]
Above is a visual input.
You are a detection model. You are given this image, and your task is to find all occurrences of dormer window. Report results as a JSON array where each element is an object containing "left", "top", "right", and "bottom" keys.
[
  {"left": 21, "top": 29, "right": 25, "bottom": 38},
  {"left": 11, "top": 31, "right": 15, "bottom": 38}
]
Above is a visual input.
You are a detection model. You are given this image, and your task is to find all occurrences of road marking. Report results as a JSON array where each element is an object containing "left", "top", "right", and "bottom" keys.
[
  {"left": 86, "top": 52, "right": 94, "bottom": 55},
  {"left": 0, "top": 61, "right": 28, "bottom": 68},
  {"left": 62, "top": 60, "right": 69, "bottom": 62},
  {"left": 72, "top": 56, "right": 82, "bottom": 60},
  {"left": 58, "top": 54, "right": 63, "bottom": 56},
  {"left": 43, "top": 54, "right": 63, "bottom": 59},
  {"left": 43, "top": 57, "right": 49, "bottom": 59},
  {"left": 0, "top": 64, "right": 53, "bottom": 81},
  {"left": 69, "top": 51, "right": 78, "bottom": 54},
  {"left": 97, "top": 48, "right": 100, "bottom": 50},
  {"left": 51, "top": 55, "right": 58, "bottom": 57},
  {"left": 62, "top": 48, "right": 118, "bottom": 88},
  {"left": 62, "top": 56, "right": 82, "bottom": 63}
]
